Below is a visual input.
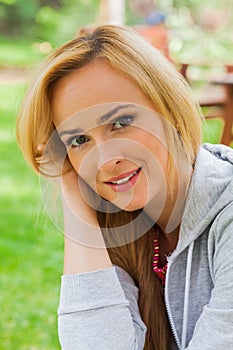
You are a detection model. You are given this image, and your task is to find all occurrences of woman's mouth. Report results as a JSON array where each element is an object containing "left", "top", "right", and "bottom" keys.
[{"left": 104, "top": 168, "right": 141, "bottom": 192}]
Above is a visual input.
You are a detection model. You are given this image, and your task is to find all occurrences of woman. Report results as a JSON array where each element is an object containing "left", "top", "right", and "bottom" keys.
[{"left": 16, "top": 25, "right": 233, "bottom": 350}]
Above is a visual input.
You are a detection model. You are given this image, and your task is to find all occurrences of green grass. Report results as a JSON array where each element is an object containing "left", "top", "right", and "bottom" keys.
[
  {"left": 0, "top": 83, "right": 63, "bottom": 349},
  {"left": 0, "top": 81, "right": 225, "bottom": 349},
  {"left": 202, "top": 117, "right": 223, "bottom": 144}
]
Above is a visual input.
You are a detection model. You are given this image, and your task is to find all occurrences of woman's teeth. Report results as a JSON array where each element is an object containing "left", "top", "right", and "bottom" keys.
[{"left": 111, "top": 170, "right": 138, "bottom": 185}]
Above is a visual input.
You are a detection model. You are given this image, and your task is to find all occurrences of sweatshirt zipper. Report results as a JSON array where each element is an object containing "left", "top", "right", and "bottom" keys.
[{"left": 164, "top": 261, "right": 181, "bottom": 350}]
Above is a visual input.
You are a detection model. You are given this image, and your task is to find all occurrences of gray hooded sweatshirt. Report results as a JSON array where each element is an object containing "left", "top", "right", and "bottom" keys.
[{"left": 58, "top": 143, "right": 233, "bottom": 350}]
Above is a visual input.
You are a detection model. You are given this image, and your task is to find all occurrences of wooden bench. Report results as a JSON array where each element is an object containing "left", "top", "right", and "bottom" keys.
[
  {"left": 210, "top": 73, "right": 233, "bottom": 145},
  {"left": 181, "top": 63, "right": 233, "bottom": 146}
]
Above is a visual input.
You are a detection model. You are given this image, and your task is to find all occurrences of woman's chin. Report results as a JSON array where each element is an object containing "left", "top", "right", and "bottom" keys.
[
  {"left": 114, "top": 200, "right": 145, "bottom": 212},
  {"left": 98, "top": 196, "right": 143, "bottom": 212},
  {"left": 96, "top": 189, "right": 147, "bottom": 212}
]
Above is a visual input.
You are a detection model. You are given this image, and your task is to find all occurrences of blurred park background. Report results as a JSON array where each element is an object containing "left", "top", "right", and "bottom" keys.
[{"left": 0, "top": 0, "right": 232, "bottom": 349}]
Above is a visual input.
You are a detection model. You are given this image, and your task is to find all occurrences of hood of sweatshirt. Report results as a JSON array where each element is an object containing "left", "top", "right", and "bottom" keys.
[
  {"left": 165, "top": 143, "right": 233, "bottom": 349},
  {"left": 174, "top": 143, "right": 233, "bottom": 258}
]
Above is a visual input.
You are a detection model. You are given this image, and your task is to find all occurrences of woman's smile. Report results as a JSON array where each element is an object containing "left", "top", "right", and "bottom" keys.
[{"left": 104, "top": 167, "right": 142, "bottom": 192}]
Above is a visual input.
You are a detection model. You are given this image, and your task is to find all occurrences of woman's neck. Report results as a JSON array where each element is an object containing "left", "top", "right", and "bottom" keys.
[
  {"left": 145, "top": 158, "right": 193, "bottom": 251},
  {"left": 157, "top": 225, "right": 180, "bottom": 265}
]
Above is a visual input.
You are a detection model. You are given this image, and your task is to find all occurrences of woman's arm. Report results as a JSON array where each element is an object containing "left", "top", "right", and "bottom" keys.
[
  {"left": 58, "top": 170, "right": 147, "bottom": 350},
  {"left": 186, "top": 203, "right": 233, "bottom": 350}
]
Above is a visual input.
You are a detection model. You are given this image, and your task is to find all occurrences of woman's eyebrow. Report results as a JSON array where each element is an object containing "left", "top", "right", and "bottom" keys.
[
  {"left": 99, "top": 104, "right": 133, "bottom": 123},
  {"left": 59, "top": 128, "right": 83, "bottom": 138},
  {"left": 59, "top": 104, "right": 134, "bottom": 138}
]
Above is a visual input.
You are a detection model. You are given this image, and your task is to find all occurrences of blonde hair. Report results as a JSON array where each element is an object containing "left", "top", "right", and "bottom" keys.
[{"left": 16, "top": 25, "right": 202, "bottom": 350}]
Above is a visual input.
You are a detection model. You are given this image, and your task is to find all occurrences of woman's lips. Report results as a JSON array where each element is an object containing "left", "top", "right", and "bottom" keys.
[{"left": 104, "top": 168, "right": 141, "bottom": 192}]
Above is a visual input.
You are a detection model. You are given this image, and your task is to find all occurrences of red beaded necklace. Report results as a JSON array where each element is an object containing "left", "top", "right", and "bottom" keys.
[{"left": 152, "top": 234, "right": 168, "bottom": 286}]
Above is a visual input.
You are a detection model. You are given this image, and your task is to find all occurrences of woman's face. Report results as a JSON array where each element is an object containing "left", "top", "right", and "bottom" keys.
[{"left": 52, "top": 60, "right": 170, "bottom": 212}]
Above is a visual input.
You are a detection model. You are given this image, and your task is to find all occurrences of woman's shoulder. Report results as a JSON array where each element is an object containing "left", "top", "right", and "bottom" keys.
[
  {"left": 114, "top": 265, "right": 137, "bottom": 286},
  {"left": 211, "top": 201, "right": 233, "bottom": 233}
]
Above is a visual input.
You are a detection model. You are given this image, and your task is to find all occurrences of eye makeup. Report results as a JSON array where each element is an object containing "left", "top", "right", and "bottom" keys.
[
  {"left": 60, "top": 109, "right": 137, "bottom": 150},
  {"left": 111, "top": 114, "right": 136, "bottom": 130},
  {"left": 65, "top": 134, "right": 90, "bottom": 149}
]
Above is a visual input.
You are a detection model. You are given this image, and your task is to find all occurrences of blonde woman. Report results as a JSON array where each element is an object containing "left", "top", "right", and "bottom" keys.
[{"left": 16, "top": 25, "right": 233, "bottom": 350}]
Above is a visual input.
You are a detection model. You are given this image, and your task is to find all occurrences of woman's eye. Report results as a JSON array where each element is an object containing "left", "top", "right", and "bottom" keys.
[
  {"left": 66, "top": 135, "right": 88, "bottom": 148},
  {"left": 111, "top": 115, "right": 134, "bottom": 130}
]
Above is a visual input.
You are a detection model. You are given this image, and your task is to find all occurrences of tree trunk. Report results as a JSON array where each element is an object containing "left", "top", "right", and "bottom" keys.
[{"left": 98, "top": 0, "right": 125, "bottom": 25}]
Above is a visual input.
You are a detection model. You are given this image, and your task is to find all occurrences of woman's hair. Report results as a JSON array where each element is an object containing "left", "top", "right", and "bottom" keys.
[{"left": 16, "top": 25, "right": 202, "bottom": 350}]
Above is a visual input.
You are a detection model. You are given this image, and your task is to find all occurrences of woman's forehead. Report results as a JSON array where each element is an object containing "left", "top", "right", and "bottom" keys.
[
  {"left": 55, "top": 102, "right": 170, "bottom": 144},
  {"left": 51, "top": 60, "right": 155, "bottom": 125},
  {"left": 56, "top": 102, "right": 134, "bottom": 130}
]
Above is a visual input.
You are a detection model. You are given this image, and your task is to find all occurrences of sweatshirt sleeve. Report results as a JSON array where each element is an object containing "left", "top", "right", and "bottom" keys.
[
  {"left": 186, "top": 203, "right": 233, "bottom": 350},
  {"left": 58, "top": 265, "right": 147, "bottom": 350}
]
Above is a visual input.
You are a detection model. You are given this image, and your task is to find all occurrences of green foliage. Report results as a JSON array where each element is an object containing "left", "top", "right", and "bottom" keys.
[
  {"left": 0, "top": 0, "right": 232, "bottom": 64},
  {"left": 35, "top": 6, "right": 64, "bottom": 43},
  {"left": 35, "top": 0, "right": 99, "bottom": 46},
  {"left": 202, "top": 118, "right": 223, "bottom": 144},
  {"left": 0, "top": 0, "right": 16, "bottom": 4},
  {"left": 0, "top": 0, "right": 38, "bottom": 36},
  {"left": 157, "top": 0, "right": 233, "bottom": 63},
  {"left": 0, "top": 0, "right": 99, "bottom": 45},
  {"left": 0, "top": 36, "right": 45, "bottom": 67}
]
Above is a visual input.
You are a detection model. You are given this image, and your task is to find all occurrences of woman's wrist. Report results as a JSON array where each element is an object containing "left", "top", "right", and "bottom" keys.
[
  {"left": 61, "top": 171, "right": 98, "bottom": 225},
  {"left": 63, "top": 236, "right": 112, "bottom": 275}
]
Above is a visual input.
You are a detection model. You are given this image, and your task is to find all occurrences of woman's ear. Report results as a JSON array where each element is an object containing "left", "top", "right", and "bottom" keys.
[
  {"left": 35, "top": 142, "right": 46, "bottom": 159},
  {"left": 35, "top": 134, "right": 72, "bottom": 178}
]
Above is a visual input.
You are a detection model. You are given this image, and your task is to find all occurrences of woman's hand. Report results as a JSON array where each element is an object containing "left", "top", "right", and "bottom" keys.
[
  {"left": 60, "top": 168, "right": 98, "bottom": 227},
  {"left": 59, "top": 167, "right": 112, "bottom": 275}
]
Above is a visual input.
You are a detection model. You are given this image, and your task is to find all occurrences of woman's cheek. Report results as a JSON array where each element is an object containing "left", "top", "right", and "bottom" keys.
[
  {"left": 67, "top": 154, "right": 100, "bottom": 197},
  {"left": 67, "top": 152, "right": 81, "bottom": 172}
]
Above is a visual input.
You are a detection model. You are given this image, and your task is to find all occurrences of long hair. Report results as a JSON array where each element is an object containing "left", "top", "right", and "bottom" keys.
[{"left": 16, "top": 25, "right": 202, "bottom": 349}]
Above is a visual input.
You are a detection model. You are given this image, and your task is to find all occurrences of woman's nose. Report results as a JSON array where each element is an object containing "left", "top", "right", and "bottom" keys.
[
  {"left": 77, "top": 134, "right": 125, "bottom": 177},
  {"left": 95, "top": 139, "right": 124, "bottom": 171}
]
